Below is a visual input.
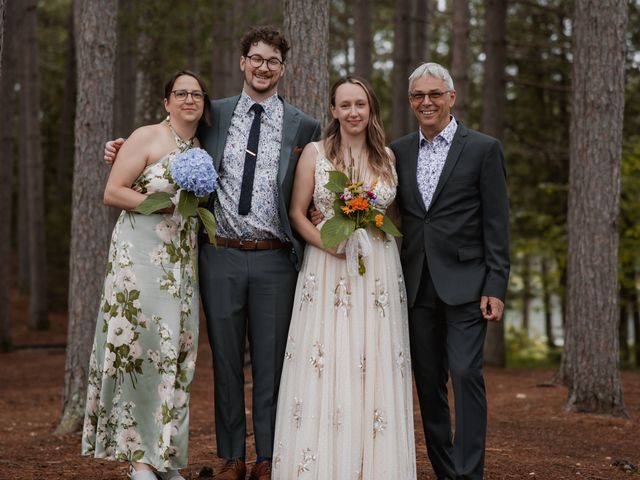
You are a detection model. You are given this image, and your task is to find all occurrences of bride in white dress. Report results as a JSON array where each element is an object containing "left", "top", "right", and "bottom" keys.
[{"left": 272, "top": 77, "right": 416, "bottom": 480}]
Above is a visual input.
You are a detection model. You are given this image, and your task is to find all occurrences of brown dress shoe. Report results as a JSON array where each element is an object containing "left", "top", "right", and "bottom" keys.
[
  {"left": 249, "top": 460, "right": 271, "bottom": 480},
  {"left": 214, "top": 458, "right": 246, "bottom": 480}
]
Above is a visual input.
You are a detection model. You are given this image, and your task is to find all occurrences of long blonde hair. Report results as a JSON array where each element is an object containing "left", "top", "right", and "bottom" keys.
[{"left": 323, "top": 77, "right": 395, "bottom": 184}]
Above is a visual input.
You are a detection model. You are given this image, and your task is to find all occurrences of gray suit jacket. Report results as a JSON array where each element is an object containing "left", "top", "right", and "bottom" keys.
[
  {"left": 199, "top": 95, "right": 321, "bottom": 270},
  {"left": 390, "top": 123, "right": 510, "bottom": 307}
]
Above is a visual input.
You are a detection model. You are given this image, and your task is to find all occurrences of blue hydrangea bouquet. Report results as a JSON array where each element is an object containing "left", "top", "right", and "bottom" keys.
[{"left": 134, "top": 148, "right": 218, "bottom": 244}]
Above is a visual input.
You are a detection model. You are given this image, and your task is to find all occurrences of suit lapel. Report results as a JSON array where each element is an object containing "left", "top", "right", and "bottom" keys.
[
  {"left": 214, "top": 96, "right": 239, "bottom": 169},
  {"left": 278, "top": 101, "right": 301, "bottom": 185},
  {"left": 428, "top": 124, "right": 468, "bottom": 210},
  {"left": 406, "top": 133, "right": 427, "bottom": 213}
]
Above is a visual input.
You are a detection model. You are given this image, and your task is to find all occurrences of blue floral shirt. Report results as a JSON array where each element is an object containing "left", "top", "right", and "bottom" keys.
[
  {"left": 416, "top": 116, "right": 458, "bottom": 210},
  {"left": 214, "top": 91, "right": 286, "bottom": 240}
]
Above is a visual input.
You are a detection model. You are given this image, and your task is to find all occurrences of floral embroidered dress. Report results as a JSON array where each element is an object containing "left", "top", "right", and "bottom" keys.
[
  {"left": 272, "top": 143, "right": 416, "bottom": 480},
  {"left": 82, "top": 137, "right": 199, "bottom": 473}
]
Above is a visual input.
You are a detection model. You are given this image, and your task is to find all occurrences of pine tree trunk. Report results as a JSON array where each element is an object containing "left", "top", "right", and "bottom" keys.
[
  {"left": 55, "top": 2, "right": 77, "bottom": 200},
  {"left": 481, "top": 0, "right": 507, "bottom": 367},
  {"left": 282, "top": 0, "right": 329, "bottom": 123},
  {"left": 211, "top": 0, "right": 246, "bottom": 99},
  {"left": 630, "top": 282, "right": 640, "bottom": 368},
  {"left": 353, "top": 0, "right": 372, "bottom": 81},
  {"left": 391, "top": 0, "right": 412, "bottom": 140},
  {"left": 113, "top": 0, "right": 136, "bottom": 138},
  {"left": 521, "top": 254, "right": 531, "bottom": 334},
  {"left": 541, "top": 257, "right": 556, "bottom": 349},
  {"left": 562, "top": 0, "right": 627, "bottom": 416},
  {"left": 451, "top": 0, "right": 470, "bottom": 123},
  {"left": 0, "top": 0, "right": 14, "bottom": 352},
  {"left": 57, "top": 0, "right": 118, "bottom": 434},
  {"left": 21, "top": 0, "right": 48, "bottom": 330},
  {"left": 619, "top": 294, "right": 630, "bottom": 369}
]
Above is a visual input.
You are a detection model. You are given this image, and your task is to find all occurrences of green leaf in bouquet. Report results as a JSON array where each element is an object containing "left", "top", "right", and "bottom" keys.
[
  {"left": 133, "top": 192, "right": 173, "bottom": 215},
  {"left": 197, "top": 207, "right": 218, "bottom": 245},
  {"left": 177, "top": 191, "right": 199, "bottom": 218},
  {"left": 372, "top": 208, "right": 403, "bottom": 237},
  {"left": 321, "top": 213, "right": 355, "bottom": 249},
  {"left": 324, "top": 170, "right": 350, "bottom": 193}
]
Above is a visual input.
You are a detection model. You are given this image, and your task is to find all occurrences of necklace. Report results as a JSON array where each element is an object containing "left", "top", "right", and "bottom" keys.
[{"left": 165, "top": 116, "right": 195, "bottom": 152}]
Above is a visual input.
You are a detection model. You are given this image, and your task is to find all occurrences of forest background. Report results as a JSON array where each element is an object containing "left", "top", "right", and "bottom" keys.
[{"left": 0, "top": 0, "right": 639, "bottom": 477}]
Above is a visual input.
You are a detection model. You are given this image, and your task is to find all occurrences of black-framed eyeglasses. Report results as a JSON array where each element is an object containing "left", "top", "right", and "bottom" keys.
[
  {"left": 172, "top": 89, "right": 206, "bottom": 102},
  {"left": 409, "top": 90, "right": 451, "bottom": 102},
  {"left": 245, "top": 54, "right": 284, "bottom": 70}
]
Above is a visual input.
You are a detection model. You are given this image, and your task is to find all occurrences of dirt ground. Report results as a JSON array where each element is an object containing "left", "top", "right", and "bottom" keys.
[{"left": 1, "top": 295, "right": 639, "bottom": 480}]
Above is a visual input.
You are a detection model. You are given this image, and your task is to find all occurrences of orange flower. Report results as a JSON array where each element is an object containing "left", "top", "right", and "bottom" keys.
[
  {"left": 342, "top": 205, "right": 354, "bottom": 214},
  {"left": 347, "top": 197, "right": 370, "bottom": 211},
  {"left": 375, "top": 214, "right": 384, "bottom": 228}
]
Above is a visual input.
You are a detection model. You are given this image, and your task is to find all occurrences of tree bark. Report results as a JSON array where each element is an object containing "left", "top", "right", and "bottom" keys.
[
  {"left": 353, "top": 0, "right": 372, "bottom": 81},
  {"left": 521, "top": 254, "right": 531, "bottom": 334},
  {"left": 210, "top": 0, "right": 245, "bottom": 99},
  {"left": 55, "top": 1, "right": 77, "bottom": 197},
  {"left": 113, "top": 0, "right": 136, "bottom": 138},
  {"left": 481, "top": 0, "right": 507, "bottom": 367},
  {"left": 562, "top": 0, "right": 627, "bottom": 416},
  {"left": 451, "top": 0, "right": 470, "bottom": 123},
  {"left": 0, "top": 0, "right": 15, "bottom": 351},
  {"left": 20, "top": 0, "right": 48, "bottom": 330},
  {"left": 630, "top": 280, "right": 640, "bottom": 368},
  {"left": 541, "top": 257, "right": 556, "bottom": 349},
  {"left": 282, "top": 0, "right": 330, "bottom": 123},
  {"left": 57, "top": 0, "right": 118, "bottom": 434},
  {"left": 391, "top": 0, "right": 412, "bottom": 140}
]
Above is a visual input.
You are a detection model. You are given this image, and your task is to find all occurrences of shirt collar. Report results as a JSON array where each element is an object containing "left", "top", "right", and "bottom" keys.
[
  {"left": 239, "top": 90, "right": 281, "bottom": 120},
  {"left": 419, "top": 116, "right": 458, "bottom": 146}
]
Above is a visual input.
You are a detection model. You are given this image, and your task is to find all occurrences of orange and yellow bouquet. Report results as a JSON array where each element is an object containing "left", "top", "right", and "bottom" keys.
[{"left": 320, "top": 167, "right": 401, "bottom": 275}]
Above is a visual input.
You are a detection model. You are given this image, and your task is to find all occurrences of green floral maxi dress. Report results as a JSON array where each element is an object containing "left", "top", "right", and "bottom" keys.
[{"left": 82, "top": 144, "right": 199, "bottom": 472}]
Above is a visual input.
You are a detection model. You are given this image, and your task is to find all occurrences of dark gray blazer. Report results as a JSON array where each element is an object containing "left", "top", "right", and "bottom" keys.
[
  {"left": 390, "top": 123, "right": 510, "bottom": 307},
  {"left": 199, "top": 95, "right": 321, "bottom": 270}
]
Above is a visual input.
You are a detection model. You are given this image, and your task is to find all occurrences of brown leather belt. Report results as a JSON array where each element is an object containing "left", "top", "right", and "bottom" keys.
[{"left": 215, "top": 235, "right": 291, "bottom": 250}]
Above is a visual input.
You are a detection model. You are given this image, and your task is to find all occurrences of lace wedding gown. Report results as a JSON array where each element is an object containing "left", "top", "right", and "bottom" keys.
[{"left": 272, "top": 143, "right": 416, "bottom": 479}]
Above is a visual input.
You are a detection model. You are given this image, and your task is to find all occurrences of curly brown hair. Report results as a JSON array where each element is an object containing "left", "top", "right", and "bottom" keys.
[{"left": 240, "top": 25, "right": 290, "bottom": 62}]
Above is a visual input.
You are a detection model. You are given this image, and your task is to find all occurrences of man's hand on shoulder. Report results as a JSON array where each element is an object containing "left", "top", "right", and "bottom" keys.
[
  {"left": 480, "top": 296, "right": 504, "bottom": 322},
  {"left": 104, "top": 137, "right": 125, "bottom": 166}
]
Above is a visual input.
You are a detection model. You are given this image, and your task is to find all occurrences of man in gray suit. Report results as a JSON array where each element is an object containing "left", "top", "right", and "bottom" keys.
[
  {"left": 389, "top": 63, "right": 510, "bottom": 480},
  {"left": 197, "top": 26, "right": 320, "bottom": 480}
]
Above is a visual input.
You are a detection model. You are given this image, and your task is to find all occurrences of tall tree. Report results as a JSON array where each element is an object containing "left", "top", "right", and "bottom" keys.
[
  {"left": 113, "top": 0, "right": 136, "bottom": 138},
  {"left": 451, "top": 0, "right": 470, "bottom": 123},
  {"left": 353, "top": 0, "right": 372, "bottom": 81},
  {"left": 282, "top": 0, "right": 330, "bottom": 123},
  {"left": 20, "top": 0, "right": 48, "bottom": 330},
  {"left": 0, "top": 0, "right": 14, "bottom": 351},
  {"left": 561, "top": 0, "right": 627, "bottom": 415},
  {"left": 57, "top": 0, "right": 118, "bottom": 434},
  {"left": 481, "top": 0, "right": 507, "bottom": 367},
  {"left": 391, "top": 0, "right": 412, "bottom": 140}
]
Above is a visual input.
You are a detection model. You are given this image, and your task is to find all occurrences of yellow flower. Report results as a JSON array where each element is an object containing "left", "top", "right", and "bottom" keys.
[{"left": 375, "top": 214, "right": 384, "bottom": 228}]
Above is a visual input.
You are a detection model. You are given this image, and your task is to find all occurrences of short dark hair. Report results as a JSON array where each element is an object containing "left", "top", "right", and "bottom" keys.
[
  {"left": 163, "top": 70, "right": 212, "bottom": 128},
  {"left": 240, "top": 25, "right": 290, "bottom": 62}
]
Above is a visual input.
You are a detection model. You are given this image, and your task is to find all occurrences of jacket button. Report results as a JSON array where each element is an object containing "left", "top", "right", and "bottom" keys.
[{"left": 424, "top": 217, "right": 430, "bottom": 224}]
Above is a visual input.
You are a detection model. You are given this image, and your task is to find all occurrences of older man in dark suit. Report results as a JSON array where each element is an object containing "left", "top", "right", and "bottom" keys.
[{"left": 390, "top": 62, "right": 510, "bottom": 480}]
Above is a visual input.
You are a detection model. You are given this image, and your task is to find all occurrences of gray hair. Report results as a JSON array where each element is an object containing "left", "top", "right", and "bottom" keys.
[{"left": 408, "top": 62, "right": 455, "bottom": 93}]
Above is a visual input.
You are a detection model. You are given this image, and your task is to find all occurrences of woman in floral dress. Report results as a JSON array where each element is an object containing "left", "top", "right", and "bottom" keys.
[
  {"left": 272, "top": 77, "right": 416, "bottom": 479},
  {"left": 82, "top": 71, "right": 211, "bottom": 480}
]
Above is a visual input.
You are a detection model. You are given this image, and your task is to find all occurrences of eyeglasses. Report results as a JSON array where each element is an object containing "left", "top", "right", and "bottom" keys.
[
  {"left": 245, "top": 54, "right": 284, "bottom": 71},
  {"left": 409, "top": 90, "right": 451, "bottom": 102},
  {"left": 172, "top": 90, "right": 206, "bottom": 102}
]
